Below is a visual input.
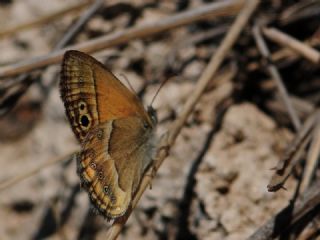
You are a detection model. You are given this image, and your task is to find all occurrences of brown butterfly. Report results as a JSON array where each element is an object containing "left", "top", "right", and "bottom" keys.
[{"left": 60, "top": 50, "right": 157, "bottom": 219}]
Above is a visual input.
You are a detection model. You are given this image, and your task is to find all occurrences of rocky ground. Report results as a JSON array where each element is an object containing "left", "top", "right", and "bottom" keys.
[{"left": 0, "top": 0, "right": 319, "bottom": 239}]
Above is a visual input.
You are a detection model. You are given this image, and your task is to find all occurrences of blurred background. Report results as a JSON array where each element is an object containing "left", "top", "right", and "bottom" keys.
[{"left": 0, "top": 0, "right": 319, "bottom": 239}]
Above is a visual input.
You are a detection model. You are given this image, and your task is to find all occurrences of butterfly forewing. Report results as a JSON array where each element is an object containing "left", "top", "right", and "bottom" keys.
[{"left": 60, "top": 50, "right": 153, "bottom": 143}]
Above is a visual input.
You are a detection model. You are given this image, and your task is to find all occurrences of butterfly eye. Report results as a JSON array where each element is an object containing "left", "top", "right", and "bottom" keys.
[{"left": 143, "top": 121, "right": 149, "bottom": 129}]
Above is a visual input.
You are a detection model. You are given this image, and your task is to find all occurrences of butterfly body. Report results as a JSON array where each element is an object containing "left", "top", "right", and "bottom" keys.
[{"left": 60, "top": 50, "right": 156, "bottom": 219}]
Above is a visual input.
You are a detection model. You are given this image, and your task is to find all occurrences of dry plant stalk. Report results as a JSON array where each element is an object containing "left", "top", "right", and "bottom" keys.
[
  {"left": 0, "top": 1, "right": 91, "bottom": 38},
  {"left": 253, "top": 25, "right": 301, "bottom": 131},
  {"left": 253, "top": 24, "right": 313, "bottom": 192},
  {"left": 106, "top": 0, "right": 260, "bottom": 238},
  {"left": 263, "top": 27, "right": 320, "bottom": 64},
  {"left": 0, "top": 0, "right": 245, "bottom": 78},
  {"left": 299, "top": 112, "right": 320, "bottom": 192},
  {"left": 267, "top": 111, "right": 318, "bottom": 192},
  {"left": 247, "top": 37, "right": 320, "bottom": 72}
]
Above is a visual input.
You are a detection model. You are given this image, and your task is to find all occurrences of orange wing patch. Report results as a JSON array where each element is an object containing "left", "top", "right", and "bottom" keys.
[{"left": 60, "top": 50, "right": 152, "bottom": 142}]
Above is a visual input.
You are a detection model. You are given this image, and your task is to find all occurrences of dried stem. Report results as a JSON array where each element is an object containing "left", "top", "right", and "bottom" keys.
[
  {"left": 0, "top": 1, "right": 91, "bottom": 38},
  {"left": 300, "top": 112, "right": 320, "bottom": 192},
  {"left": 253, "top": 24, "right": 301, "bottom": 131},
  {"left": 106, "top": 0, "right": 260, "bottom": 239},
  {"left": 263, "top": 27, "right": 320, "bottom": 64},
  {"left": 0, "top": 0, "right": 244, "bottom": 78},
  {"left": 54, "top": 0, "right": 105, "bottom": 51},
  {"left": 247, "top": 36, "right": 320, "bottom": 72},
  {"left": 267, "top": 110, "right": 317, "bottom": 192}
]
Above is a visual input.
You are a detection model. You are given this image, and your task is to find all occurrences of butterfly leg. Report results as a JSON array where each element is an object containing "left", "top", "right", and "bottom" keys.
[{"left": 143, "top": 161, "right": 157, "bottom": 189}]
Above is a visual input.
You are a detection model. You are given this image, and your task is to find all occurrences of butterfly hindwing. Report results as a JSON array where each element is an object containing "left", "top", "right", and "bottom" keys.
[{"left": 77, "top": 117, "right": 154, "bottom": 218}]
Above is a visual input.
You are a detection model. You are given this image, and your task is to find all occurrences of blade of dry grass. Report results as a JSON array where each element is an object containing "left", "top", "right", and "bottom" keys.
[
  {"left": 300, "top": 112, "right": 320, "bottom": 192},
  {"left": 105, "top": 0, "right": 260, "bottom": 239},
  {"left": 253, "top": 24, "right": 301, "bottom": 131},
  {"left": 247, "top": 36, "right": 320, "bottom": 72},
  {"left": 54, "top": 0, "right": 105, "bottom": 51},
  {"left": 263, "top": 27, "right": 320, "bottom": 64},
  {"left": 0, "top": 1, "right": 91, "bottom": 38},
  {"left": 0, "top": 0, "right": 245, "bottom": 78},
  {"left": 267, "top": 111, "right": 318, "bottom": 192}
]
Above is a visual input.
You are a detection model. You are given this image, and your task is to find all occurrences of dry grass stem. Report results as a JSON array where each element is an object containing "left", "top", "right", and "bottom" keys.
[
  {"left": 263, "top": 27, "right": 320, "bottom": 64},
  {"left": 267, "top": 111, "right": 317, "bottom": 192},
  {"left": 300, "top": 112, "right": 320, "bottom": 192},
  {"left": 253, "top": 25, "right": 301, "bottom": 131},
  {"left": 0, "top": 1, "right": 91, "bottom": 39},
  {"left": 247, "top": 36, "right": 320, "bottom": 71},
  {"left": 0, "top": 0, "right": 244, "bottom": 78},
  {"left": 54, "top": 0, "right": 105, "bottom": 51}
]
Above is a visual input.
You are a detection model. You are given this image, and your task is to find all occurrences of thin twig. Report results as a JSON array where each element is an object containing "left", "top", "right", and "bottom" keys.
[
  {"left": 0, "top": 151, "right": 76, "bottom": 192},
  {"left": 54, "top": 0, "right": 104, "bottom": 50},
  {"left": 300, "top": 112, "right": 320, "bottom": 192},
  {"left": 0, "top": 1, "right": 91, "bottom": 38},
  {"left": 0, "top": 0, "right": 245, "bottom": 78},
  {"left": 296, "top": 217, "right": 320, "bottom": 240},
  {"left": 263, "top": 27, "right": 320, "bottom": 64},
  {"left": 247, "top": 36, "right": 320, "bottom": 72},
  {"left": 280, "top": 0, "right": 320, "bottom": 25},
  {"left": 253, "top": 24, "right": 301, "bottom": 131},
  {"left": 106, "top": 0, "right": 260, "bottom": 239},
  {"left": 267, "top": 110, "right": 317, "bottom": 192}
]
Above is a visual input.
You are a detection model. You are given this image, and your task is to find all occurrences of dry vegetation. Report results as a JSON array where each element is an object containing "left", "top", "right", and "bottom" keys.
[{"left": 0, "top": 0, "right": 319, "bottom": 239}]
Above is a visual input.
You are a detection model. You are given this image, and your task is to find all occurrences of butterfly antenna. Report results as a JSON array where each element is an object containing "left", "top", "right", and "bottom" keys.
[
  {"left": 119, "top": 73, "right": 137, "bottom": 94},
  {"left": 150, "top": 77, "right": 170, "bottom": 108}
]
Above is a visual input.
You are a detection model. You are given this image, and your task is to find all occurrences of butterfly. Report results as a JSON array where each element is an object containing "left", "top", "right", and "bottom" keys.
[{"left": 60, "top": 50, "right": 157, "bottom": 219}]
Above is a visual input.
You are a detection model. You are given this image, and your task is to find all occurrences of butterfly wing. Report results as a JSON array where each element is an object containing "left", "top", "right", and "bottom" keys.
[
  {"left": 60, "top": 50, "right": 152, "bottom": 142},
  {"left": 60, "top": 50, "right": 157, "bottom": 219},
  {"left": 78, "top": 117, "right": 155, "bottom": 218}
]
